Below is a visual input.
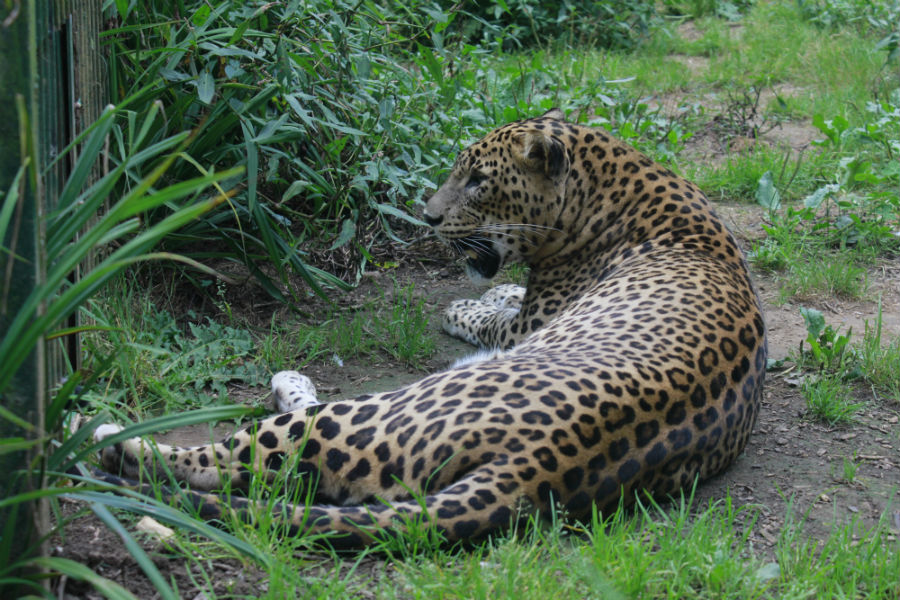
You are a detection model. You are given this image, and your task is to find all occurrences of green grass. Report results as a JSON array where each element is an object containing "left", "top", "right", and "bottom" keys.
[
  {"left": 388, "top": 498, "right": 899, "bottom": 599},
  {"left": 857, "top": 306, "right": 900, "bottom": 402},
  {"left": 80, "top": 279, "right": 436, "bottom": 416},
  {"left": 690, "top": 146, "right": 825, "bottom": 203},
  {"left": 837, "top": 453, "right": 861, "bottom": 483},
  {"left": 553, "top": 0, "right": 896, "bottom": 121},
  {"left": 777, "top": 253, "right": 869, "bottom": 302},
  {"left": 775, "top": 500, "right": 900, "bottom": 598},
  {"left": 697, "top": 3, "right": 894, "bottom": 118},
  {"left": 802, "top": 375, "right": 865, "bottom": 425},
  {"left": 81, "top": 288, "right": 269, "bottom": 417},
  {"left": 90, "top": 483, "right": 900, "bottom": 599},
  {"left": 261, "top": 282, "right": 436, "bottom": 371}
]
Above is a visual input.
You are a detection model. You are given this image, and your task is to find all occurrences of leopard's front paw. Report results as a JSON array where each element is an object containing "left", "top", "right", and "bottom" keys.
[
  {"left": 442, "top": 298, "right": 492, "bottom": 346},
  {"left": 92, "top": 423, "right": 138, "bottom": 473},
  {"left": 480, "top": 284, "right": 525, "bottom": 310},
  {"left": 271, "top": 371, "right": 319, "bottom": 412},
  {"left": 93, "top": 423, "right": 125, "bottom": 443}
]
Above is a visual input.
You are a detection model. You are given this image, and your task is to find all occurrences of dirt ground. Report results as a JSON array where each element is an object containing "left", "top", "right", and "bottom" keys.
[{"left": 50, "top": 201, "right": 900, "bottom": 598}]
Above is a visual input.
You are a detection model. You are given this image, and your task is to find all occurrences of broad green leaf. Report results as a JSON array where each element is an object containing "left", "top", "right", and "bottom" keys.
[
  {"left": 111, "top": 0, "right": 130, "bottom": 19},
  {"left": 282, "top": 180, "right": 309, "bottom": 203},
  {"left": 755, "top": 171, "right": 781, "bottom": 210},
  {"left": 803, "top": 184, "right": 838, "bottom": 209},
  {"left": 329, "top": 219, "right": 357, "bottom": 250},
  {"left": 197, "top": 70, "right": 215, "bottom": 104},
  {"left": 228, "top": 20, "right": 252, "bottom": 45},
  {"left": 416, "top": 44, "right": 443, "bottom": 81},
  {"left": 192, "top": 4, "right": 211, "bottom": 26},
  {"left": 372, "top": 202, "right": 428, "bottom": 227},
  {"left": 800, "top": 306, "right": 826, "bottom": 340}
]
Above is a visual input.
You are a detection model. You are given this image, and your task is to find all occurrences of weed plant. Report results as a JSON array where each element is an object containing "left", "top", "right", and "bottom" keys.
[
  {"left": 82, "top": 297, "right": 268, "bottom": 415},
  {"left": 802, "top": 375, "right": 864, "bottom": 425},
  {"left": 857, "top": 304, "right": 900, "bottom": 401},
  {"left": 793, "top": 304, "right": 900, "bottom": 421},
  {"left": 748, "top": 91, "right": 900, "bottom": 299}
]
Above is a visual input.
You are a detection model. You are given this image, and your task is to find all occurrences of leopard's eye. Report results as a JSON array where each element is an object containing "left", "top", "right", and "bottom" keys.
[{"left": 466, "top": 172, "right": 488, "bottom": 190}]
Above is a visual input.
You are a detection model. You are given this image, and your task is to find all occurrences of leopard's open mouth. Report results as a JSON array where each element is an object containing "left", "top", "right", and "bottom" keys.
[{"left": 453, "top": 238, "right": 501, "bottom": 280}]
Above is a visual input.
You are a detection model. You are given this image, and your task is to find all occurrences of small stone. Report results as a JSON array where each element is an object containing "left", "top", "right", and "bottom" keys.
[{"left": 137, "top": 516, "right": 175, "bottom": 542}]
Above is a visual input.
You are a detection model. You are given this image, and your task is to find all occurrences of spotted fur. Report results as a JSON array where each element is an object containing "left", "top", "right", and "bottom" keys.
[{"left": 96, "top": 109, "right": 766, "bottom": 548}]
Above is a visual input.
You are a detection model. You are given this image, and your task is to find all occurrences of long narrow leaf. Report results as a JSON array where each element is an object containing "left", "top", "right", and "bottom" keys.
[
  {"left": 47, "top": 414, "right": 108, "bottom": 473},
  {"left": 89, "top": 503, "right": 177, "bottom": 600},
  {"left": 46, "top": 163, "right": 129, "bottom": 258},
  {"left": 55, "top": 105, "right": 117, "bottom": 212},
  {"left": 66, "top": 490, "right": 269, "bottom": 566},
  {"left": 25, "top": 557, "right": 138, "bottom": 600},
  {"left": 0, "top": 162, "right": 27, "bottom": 250}
]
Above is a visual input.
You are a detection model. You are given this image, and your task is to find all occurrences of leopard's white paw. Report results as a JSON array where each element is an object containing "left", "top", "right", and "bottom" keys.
[
  {"left": 93, "top": 423, "right": 124, "bottom": 443},
  {"left": 271, "top": 371, "right": 319, "bottom": 413},
  {"left": 480, "top": 284, "right": 525, "bottom": 310},
  {"left": 442, "top": 299, "right": 489, "bottom": 346}
]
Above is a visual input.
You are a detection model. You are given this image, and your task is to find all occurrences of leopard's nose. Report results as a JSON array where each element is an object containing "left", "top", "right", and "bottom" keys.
[{"left": 423, "top": 212, "right": 443, "bottom": 227}]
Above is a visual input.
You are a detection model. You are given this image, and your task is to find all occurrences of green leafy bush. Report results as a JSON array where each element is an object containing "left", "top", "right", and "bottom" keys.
[
  {"left": 662, "top": 0, "right": 755, "bottom": 20},
  {"left": 108, "top": 0, "right": 455, "bottom": 297},
  {"left": 795, "top": 0, "right": 900, "bottom": 37},
  {"left": 104, "top": 0, "right": 662, "bottom": 301},
  {"left": 458, "top": 0, "right": 656, "bottom": 50}
]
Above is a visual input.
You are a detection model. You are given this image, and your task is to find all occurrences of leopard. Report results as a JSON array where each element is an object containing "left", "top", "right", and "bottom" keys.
[{"left": 94, "top": 108, "right": 766, "bottom": 549}]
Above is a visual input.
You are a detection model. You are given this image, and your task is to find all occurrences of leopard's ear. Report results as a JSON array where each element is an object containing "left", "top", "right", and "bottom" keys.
[
  {"left": 513, "top": 130, "right": 568, "bottom": 179},
  {"left": 540, "top": 108, "right": 566, "bottom": 121}
]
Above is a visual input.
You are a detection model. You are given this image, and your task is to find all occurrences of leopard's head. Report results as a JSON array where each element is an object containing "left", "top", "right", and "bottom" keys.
[{"left": 424, "top": 110, "right": 571, "bottom": 282}]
